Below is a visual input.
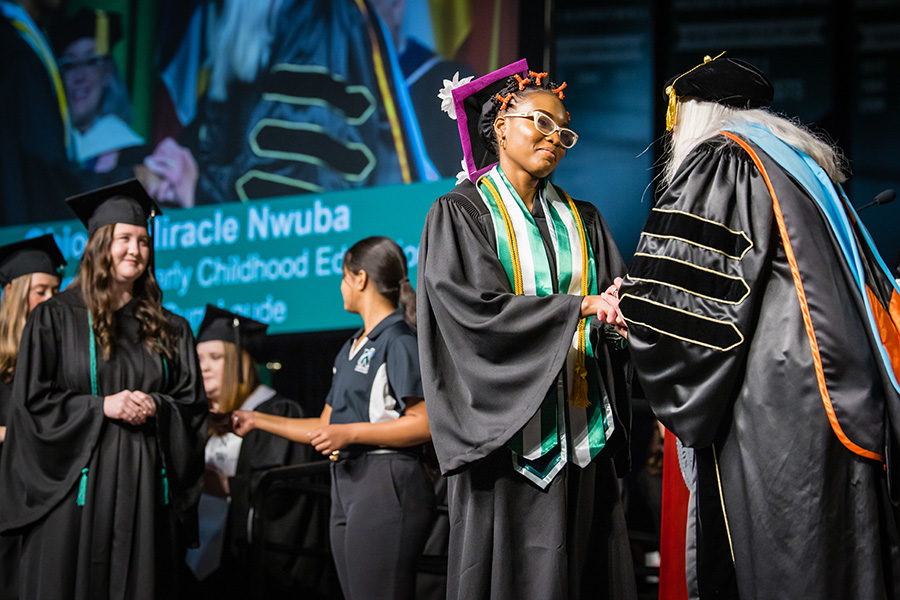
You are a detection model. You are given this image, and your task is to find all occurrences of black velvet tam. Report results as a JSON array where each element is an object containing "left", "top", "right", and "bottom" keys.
[{"left": 667, "top": 56, "right": 774, "bottom": 109}]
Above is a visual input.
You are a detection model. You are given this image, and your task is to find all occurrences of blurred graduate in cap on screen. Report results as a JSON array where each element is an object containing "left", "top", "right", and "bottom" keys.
[
  {"left": 605, "top": 53, "right": 900, "bottom": 598},
  {"left": 183, "top": 305, "right": 310, "bottom": 597},
  {"left": 0, "top": 233, "right": 65, "bottom": 600},
  {"left": 51, "top": 8, "right": 145, "bottom": 174},
  {"left": 0, "top": 179, "right": 208, "bottom": 600}
]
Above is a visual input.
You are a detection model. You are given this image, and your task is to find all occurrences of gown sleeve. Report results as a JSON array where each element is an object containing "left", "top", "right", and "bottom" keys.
[
  {"left": 151, "top": 315, "right": 209, "bottom": 538},
  {"left": 228, "top": 394, "right": 309, "bottom": 547},
  {"left": 619, "top": 140, "right": 775, "bottom": 448},
  {"left": 417, "top": 188, "right": 588, "bottom": 473},
  {"left": 0, "top": 300, "right": 106, "bottom": 532}
]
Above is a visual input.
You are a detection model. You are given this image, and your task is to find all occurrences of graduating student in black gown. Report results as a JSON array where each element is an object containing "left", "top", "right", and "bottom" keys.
[
  {"left": 0, "top": 180, "right": 207, "bottom": 600},
  {"left": 184, "top": 305, "right": 310, "bottom": 596},
  {"left": 233, "top": 236, "right": 435, "bottom": 600},
  {"left": 0, "top": 234, "right": 66, "bottom": 600},
  {"left": 417, "top": 61, "right": 636, "bottom": 600}
]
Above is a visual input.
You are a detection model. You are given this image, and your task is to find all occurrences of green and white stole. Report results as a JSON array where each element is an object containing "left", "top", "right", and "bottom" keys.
[{"left": 476, "top": 166, "right": 614, "bottom": 489}]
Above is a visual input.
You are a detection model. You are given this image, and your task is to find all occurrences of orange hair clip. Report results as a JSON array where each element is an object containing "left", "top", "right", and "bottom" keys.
[
  {"left": 552, "top": 82, "right": 567, "bottom": 99},
  {"left": 566, "top": 111, "right": 571, "bottom": 122},
  {"left": 513, "top": 74, "right": 531, "bottom": 91},
  {"left": 496, "top": 92, "right": 513, "bottom": 110},
  {"left": 529, "top": 71, "right": 549, "bottom": 86}
]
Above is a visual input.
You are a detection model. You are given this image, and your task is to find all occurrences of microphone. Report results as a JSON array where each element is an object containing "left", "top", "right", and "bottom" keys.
[{"left": 857, "top": 189, "right": 896, "bottom": 212}]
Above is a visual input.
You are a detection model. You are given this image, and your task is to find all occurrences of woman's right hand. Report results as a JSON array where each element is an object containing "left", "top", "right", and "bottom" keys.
[
  {"left": 103, "top": 390, "right": 154, "bottom": 425},
  {"left": 231, "top": 410, "right": 256, "bottom": 437}
]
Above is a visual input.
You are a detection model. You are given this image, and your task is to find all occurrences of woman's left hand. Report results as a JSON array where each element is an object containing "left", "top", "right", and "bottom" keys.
[{"left": 308, "top": 424, "right": 357, "bottom": 455}]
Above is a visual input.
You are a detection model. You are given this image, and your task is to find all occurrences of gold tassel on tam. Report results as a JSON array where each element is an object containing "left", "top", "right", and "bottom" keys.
[
  {"left": 665, "top": 52, "right": 726, "bottom": 131},
  {"left": 95, "top": 10, "right": 110, "bottom": 56}
]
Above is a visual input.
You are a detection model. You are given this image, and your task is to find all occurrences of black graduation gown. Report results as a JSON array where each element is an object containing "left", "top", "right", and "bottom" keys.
[
  {"left": 619, "top": 136, "right": 900, "bottom": 599},
  {"left": 417, "top": 180, "right": 636, "bottom": 600},
  {"left": 0, "top": 287, "right": 207, "bottom": 600},
  {"left": 225, "top": 391, "right": 313, "bottom": 594},
  {"left": 0, "top": 380, "right": 20, "bottom": 600},
  {"left": 0, "top": 379, "right": 10, "bottom": 465}
]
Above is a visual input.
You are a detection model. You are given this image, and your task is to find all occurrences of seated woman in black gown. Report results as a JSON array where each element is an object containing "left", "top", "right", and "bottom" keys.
[
  {"left": 185, "top": 305, "right": 309, "bottom": 595},
  {"left": 0, "top": 179, "right": 207, "bottom": 600}
]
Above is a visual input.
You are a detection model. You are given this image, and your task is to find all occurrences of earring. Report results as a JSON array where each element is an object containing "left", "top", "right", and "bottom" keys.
[{"left": 500, "top": 136, "right": 507, "bottom": 149}]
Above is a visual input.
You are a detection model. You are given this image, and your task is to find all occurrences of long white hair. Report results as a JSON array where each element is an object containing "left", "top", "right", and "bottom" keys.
[
  {"left": 663, "top": 99, "right": 849, "bottom": 187},
  {"left": 208, "top": 0, "right": 283, "bottom": 102}
]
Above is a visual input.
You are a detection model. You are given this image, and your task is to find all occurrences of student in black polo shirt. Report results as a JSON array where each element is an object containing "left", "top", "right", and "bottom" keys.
[{"left": 232, "top": 236, "right": 434, "bottom": 600}]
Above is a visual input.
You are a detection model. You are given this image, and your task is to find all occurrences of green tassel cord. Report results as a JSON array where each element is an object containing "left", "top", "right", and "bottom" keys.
[
  {"left": 161, "top": 467, "right": 169, "bottom": 505},
  {"left": 76, "top": 467, "right": 88, "bottom": 506}
]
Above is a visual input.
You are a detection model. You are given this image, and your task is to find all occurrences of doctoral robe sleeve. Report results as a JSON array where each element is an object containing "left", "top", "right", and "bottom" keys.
[
  {"left": 152, "top": 315, "right": 209, "bottom": 537},
  {"left": 417, "top": 190, "right": 585, "bottom": 473},
  {"left": 0, "top": 300, "right": 107, "bottom": 532},
  {"left": 619, "top": 141, "right": 774, "bottom": 448}
]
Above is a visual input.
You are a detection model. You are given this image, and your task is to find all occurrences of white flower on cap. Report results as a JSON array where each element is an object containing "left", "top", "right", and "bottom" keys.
[
  {"left": 454, "top": 158, "right": 468, "bottom": 186},
  {"left": 437, "top": 72, "right": 474, "bottom": 120}
]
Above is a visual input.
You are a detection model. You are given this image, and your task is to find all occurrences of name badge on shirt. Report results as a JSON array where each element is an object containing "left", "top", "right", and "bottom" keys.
[{"left": 355, "top": 347, "right": 376, "bottom": 374}]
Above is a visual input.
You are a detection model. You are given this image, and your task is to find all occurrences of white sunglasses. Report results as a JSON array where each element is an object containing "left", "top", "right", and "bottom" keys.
[{"left": 503, "top": 111, "right": 578, "bottom": 148}]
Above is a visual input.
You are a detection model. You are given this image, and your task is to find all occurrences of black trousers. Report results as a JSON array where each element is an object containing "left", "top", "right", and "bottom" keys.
[{"left": 329, "top": 452, "right": 436, "bottom": 600}]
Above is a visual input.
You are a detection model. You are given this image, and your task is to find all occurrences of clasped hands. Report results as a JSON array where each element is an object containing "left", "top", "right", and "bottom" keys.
[{"left": 103, "top": 390, "right": 156, "bottom": 425}]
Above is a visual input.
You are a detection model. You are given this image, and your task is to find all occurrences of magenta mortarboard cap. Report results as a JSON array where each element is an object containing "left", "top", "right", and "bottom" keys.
[{"left": 451, "top": 59, "right": 529, "bottom": 183}]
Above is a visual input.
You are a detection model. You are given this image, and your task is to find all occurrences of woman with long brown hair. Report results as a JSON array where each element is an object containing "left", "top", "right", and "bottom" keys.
[
  {"left": 232, "top": 236, "right": 434, "bottom": 600},
  {"left": 0, "top": 180, "right": 207, "bottom": 599},
  {"left": 0, "top": 234, "right": 66, "bottom": 600}
]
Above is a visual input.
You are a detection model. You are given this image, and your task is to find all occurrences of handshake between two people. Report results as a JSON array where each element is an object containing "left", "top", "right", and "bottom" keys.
[{"left": 581, "top": 276, "right": 627, "bottom": 338}]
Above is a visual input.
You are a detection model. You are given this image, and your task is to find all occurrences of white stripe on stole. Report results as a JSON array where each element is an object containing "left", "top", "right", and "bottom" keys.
[
  {"left": 545, "top": 186, "right": 595, "bottom": 467},
  {"left": 494, "top": 178, "right": 539, "bottom": 296}
]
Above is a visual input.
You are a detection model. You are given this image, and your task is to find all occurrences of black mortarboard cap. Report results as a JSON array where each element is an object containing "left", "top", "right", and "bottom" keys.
[
  {"left": 451, "top": 59, "right": 529, "bottom": 183},
  {"left": 664, "top": 53, "right": 774, "bottom": 130},
  {"left": 198, "top": 304, "right": 268, "bottom": 360},
  {"left": 0, "top": 234, "right": 67, "bottom": 287},
  {"left": 66, "top": 179, "right": 161, "bottom": 236},
  {"left": 52, "top": 8, "right": 123, "bottom": 56}
]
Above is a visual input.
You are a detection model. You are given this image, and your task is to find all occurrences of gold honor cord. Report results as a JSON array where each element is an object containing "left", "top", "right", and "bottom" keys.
[
  {"left": 478, "top": 176, "right": 524, "bottom": 295},
  {"left": 560, "top": 188, "right": 591, "bottom": 408}
]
